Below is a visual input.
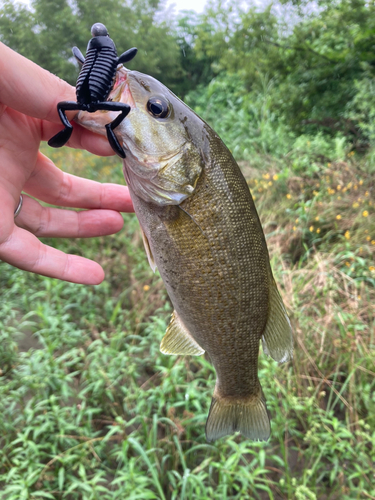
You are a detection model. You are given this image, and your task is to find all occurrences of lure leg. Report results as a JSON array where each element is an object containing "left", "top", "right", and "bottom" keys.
[
  {"left": 95, "top": 102, "right": 131, "bottom": 158},
  {"left": 48, "top": 102, "right": 84, "bottom": 148},
  {"left": 72, "top": 46, "right": 85, "bottom": 67},
  {"left": 118, "top": 47, "right": 138, "bottom": 65}
]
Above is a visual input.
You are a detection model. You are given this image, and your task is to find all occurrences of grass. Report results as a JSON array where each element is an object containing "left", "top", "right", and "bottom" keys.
[{"left": 0, "top": 142, "right": 374, "bottom": 499}]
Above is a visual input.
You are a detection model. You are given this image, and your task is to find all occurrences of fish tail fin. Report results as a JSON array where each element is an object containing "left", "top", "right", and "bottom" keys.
[{"left": 205, "top": 389, "right": 270, "bottom": 442}]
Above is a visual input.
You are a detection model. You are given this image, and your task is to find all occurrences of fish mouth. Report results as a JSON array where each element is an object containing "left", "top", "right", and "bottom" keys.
[
  {"left": 110, "top": 67, "right": 136, "bottom": 109},
  {"left": 75, "top": 67, "right": 136, "bottom": 135}
]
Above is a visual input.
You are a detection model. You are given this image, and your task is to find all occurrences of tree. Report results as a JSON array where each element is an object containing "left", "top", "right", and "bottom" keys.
[{"left": 189, "top": 0, "right": 375, "bottom": 144}]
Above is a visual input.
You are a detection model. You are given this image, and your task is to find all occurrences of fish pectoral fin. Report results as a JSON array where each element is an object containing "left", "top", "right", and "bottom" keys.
[
  {"left": 262, "top": 280, "right": 293, "bottom": 363},
  {"left": 160, "top": 311, "right": 205, "bottom": 356},
  {"left": 205, "top": 388, "right": 270, "bottom": 442},
  {"left": 140, "top": 227, "right": 157, "bottom": 273}
]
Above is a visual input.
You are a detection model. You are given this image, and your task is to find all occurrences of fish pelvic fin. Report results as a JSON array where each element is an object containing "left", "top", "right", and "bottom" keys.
[
  {"left": 205, "top": 390, "right": 270, "bottom": 442},
  {"left": 140, "top": 226, "right": 157, "bottom": 273},
  {"left": 262, "top": 279, "right": 293, "bottom": 363},
  {"left": 160, "top": 310, "right": 205, "bottom": 356}
]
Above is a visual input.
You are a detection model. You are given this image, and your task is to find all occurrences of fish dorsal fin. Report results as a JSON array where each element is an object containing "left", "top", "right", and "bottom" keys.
[
  {"left": 160, "top": 311, "right": 205, "bottom": 356},
  {"left": 140, "top": 227, "right": 157, "bottom": 273},
  {"left": 262, "top": 280, "right": 293, "bottom": 363}
]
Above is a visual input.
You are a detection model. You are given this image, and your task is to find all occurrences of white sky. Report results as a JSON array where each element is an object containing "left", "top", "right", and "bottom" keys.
[
  {"left": 16, "top": 0, "right": 273, "bottom": 15},
  {"left": 165, "top": 0, "right": 270, "bottom": 14},
  {"left": 166, "top": 0, "right": 208, "bottom": 13},
  {"left": 16, "top": 0, "right": 210, "bottom": 13},
  {"left": 15, "top": 0, "right": 306, "bottom": 23}
]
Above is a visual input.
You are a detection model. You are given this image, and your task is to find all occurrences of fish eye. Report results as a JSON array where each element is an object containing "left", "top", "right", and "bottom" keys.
[{"left": 147, "top": 97, "right": 169, "bottom": 118}]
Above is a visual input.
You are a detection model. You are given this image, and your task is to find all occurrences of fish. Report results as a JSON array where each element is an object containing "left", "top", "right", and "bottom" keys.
[{"left": 76, "top": 66, "right": 293, "bottom": 442}]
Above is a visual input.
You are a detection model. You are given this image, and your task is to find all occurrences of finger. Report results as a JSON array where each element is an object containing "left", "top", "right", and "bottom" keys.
[
  {"left": 0, "top": 188, "right": 18, "bottom": 241},
  {"left": 0, "top": 224, "right": 105, "bottom": 285},
  {"left": 42, "top": 120, "right": 115, "bottom": 157},
  {"left": 24, "top": 152, "right": 134, "bottom": 212},
  {"left": 0, "top": 43, "right": 75, "bottom": 123},
  {"left": 15, "top": 195, "right": 125, "bottom": 238}
]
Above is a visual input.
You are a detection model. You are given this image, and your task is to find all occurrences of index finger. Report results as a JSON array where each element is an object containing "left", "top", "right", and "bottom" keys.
[{"left": 0, "top": 42, "right": 75, "bottom": 123}]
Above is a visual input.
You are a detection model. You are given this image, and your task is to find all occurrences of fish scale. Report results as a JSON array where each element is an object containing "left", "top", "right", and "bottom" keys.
[
  {"left": 184, "top": 137, "right": 268, "bottom": 398},
  {"left": 131, "top": 137, "right": 268, "bottom": 400}
]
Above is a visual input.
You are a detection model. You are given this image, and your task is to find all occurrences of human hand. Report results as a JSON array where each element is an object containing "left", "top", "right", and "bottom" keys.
[{"left": 0, "top": 42, "right": 134, "bottom": 285}]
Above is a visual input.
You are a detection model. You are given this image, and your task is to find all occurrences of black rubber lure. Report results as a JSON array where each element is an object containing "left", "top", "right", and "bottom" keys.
[{"left": 48, "top": 23, "right": 137, "bottom": 158}]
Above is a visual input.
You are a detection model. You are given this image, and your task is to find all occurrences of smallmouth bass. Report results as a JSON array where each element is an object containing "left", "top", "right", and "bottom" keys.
[{"left": 77, "top": 66, "right": 293, "bottom": 441}]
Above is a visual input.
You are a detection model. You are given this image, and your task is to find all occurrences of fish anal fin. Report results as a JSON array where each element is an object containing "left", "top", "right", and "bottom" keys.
[
  {"left": 140, "top": 227, "right": 157, "bottom": 273},
  {"left": 160, "top": 311, "right": 204, "bottom": 356},
  {"left": 262, "top": 280, "right": 293, "bottom": 363},
  {"left": 205, "top": 389, "right": 270, "bottom": 442}
]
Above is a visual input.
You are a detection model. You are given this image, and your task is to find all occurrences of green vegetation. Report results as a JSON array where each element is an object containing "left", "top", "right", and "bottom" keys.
[{"left": 0, "top": 0, "right": 374, "bottom": 498}]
